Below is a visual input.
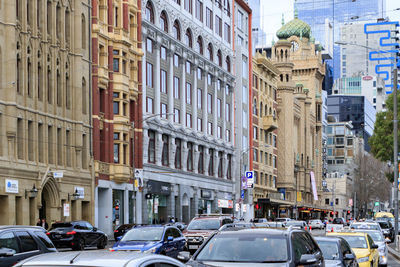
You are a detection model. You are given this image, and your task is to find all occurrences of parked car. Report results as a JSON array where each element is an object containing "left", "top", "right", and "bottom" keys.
[
  {"left": 47, "top": 221, "right": 107, "bottom": 250},
  {"left": 315, "top": 236, "right": 358, "bottom": 267},
  {"left": 309, "top": 219, "right": 325, "bottom": 230},
  {"left": 113, "top": 224, "right": 134, "bottom": 240},
  {"left": 375, "top": 220, "right": 394, "bottom": 242},
  {"left": 111, "top": 225, "right": 185, "bottom": 259},
  {"left": 179, "top": 227, "right": 325, "bottom": 266},
  {"left": 353, "top": 229, "right": 388, "bottom": 266},
  {"left": 332, "top": 217, "right": 347, "bottom": 226},
  {"left": 252, "top": 218, "right": 268, "bottom": 223},
  {"left": 275, "top": 218, "right": 292, "bottom": 224},
  {"left": 14, "top": 251, "right": 186, "bottom": 267},
  {"left": 182, "top": 214, "right": 233, "bottom": 254},
  {"left": 0, "top": 226, "right": 57, "bottom": 267},
  {"left": 327, "top": 231, "right": 379, "bottom": 267},
  {"left": 285, "top": 220, "right": 309, "bottom": 231}
]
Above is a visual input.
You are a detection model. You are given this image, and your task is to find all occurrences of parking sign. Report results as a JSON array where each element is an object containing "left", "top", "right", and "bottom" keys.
[{"left": 245, "top": 171, "right": 254, "bottom": 188}]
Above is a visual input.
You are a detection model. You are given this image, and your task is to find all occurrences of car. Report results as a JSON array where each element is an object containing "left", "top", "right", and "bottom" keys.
[
  {"left": 0, "top": 226, "right": 57, "bottom": 267},
  {"left": 315, "top": 236, "right": 358, "bottom": 267},
  {"left": 47, "top": 221, "right": 107, "bottom": 250},
  {"left": 353, "top": 229, "right": 389, "bottom": 266},
  {"left": 13, "top": 251, "right": 186, "bottom": 267},
  {"left": 113, "top": 224, "right": 135, "bottom": 240},
  {"left": 182, "top": 214, "right": 233, "bottom": 254},
  {"left": 350, "top": 222, "right": 382, "bottom": 231},
  {"left": 375, "top": 220, "right": 394, "bottom": 242},
  {"left": 332, "top": 217, "right": 347, "bottom": 226},
  {"left": 327, "top": 231, "right": 379, "bottom": 267},
  {"left": 180, "top": 227, "right": 325, "bottom": 266},
  {"left": 254, "top": 221, "right": 285, "bottom": 228},
  {"left": 218, "top": 222, "right": 255, "bottom": 231},
  {"left": 285, "top": 220, "right": 309, "bottom": 231},
  {"left": 111, "top": 225, "right": 185, "bottom": 259},
  {"left": 252, "top": 218, "right": 268, "bottom": 223},
  {"left": 309, "top": 219, "right": 325, "bottom": 230},
  {"left": 275, "top": 217, "right": 292, "bottom": 223}
]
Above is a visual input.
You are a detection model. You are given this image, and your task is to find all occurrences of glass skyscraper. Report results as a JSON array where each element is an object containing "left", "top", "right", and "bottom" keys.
[{"left": 296, "top": 0, "right": 386, "bottom": 81}]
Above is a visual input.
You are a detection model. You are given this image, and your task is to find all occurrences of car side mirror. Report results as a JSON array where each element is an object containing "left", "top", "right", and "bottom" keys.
[
  {"left": 167, "top": 236, "right": 173, "bottom": 242},
  {"left": 385, "top": 239, "right": 390, "bottom": 243},
  {"left": 298, "top": 254, "right": 318, "bottom": 265},
  {"left": 93, "top": 227, "right": 98, "bottom": 232},
  {"left": 344, "top": 253, "right": 355, "bottom": 260},
  {"left": 177, "top": 251, "right": 191, "bottom": 262},
  {"left": 0, "top": 248, "right": 16, "bottom": 257},
  {"left": 116, "top": 235, "right": 122, "bottom": 241},
  {"left": 371, "top": 244, "right": 379, "bottom": 249}
]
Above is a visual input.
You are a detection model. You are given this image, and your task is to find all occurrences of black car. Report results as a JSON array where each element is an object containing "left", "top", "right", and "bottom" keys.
[
  {"left": 48, "top": 221, "right": 107, "bottom": 250},
  {"left": 113, "top": 224, "right": 134, "bottom": 240},
  {"left": 180, "top": 227, "right": 325, "bottom": 266},
  {"left": 315, "top": 237, "right": 358, "bottom": 267},
  {"left": 376, "top": 220, "right": 394, "bottom": 242},
  {"left": 0, "top": 226, "right": 57, "bottom": 267},
  {"left": 332, "top": 217, "right": 347, "bottom": 226}
]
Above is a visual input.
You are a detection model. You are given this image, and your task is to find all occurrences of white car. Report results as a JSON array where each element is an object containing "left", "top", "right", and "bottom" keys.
[{"left": 308, "top": 219, "right": 324, "bottom": 230}]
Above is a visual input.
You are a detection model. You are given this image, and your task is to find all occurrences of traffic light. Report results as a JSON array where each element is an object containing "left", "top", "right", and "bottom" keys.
[
  {"left": 330, "top": 211, "right": 334, "bottom": 216},
  {"left": 255, "top": 204, "right": 260, "bottom": 210},
  {"left": 115, "top": 205, "right": 119, "bottom": 210}
]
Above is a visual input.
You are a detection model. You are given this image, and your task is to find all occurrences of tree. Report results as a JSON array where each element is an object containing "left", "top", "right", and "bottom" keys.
[{"left": 369, "top": 92, "right": 400, "bottom": 163}]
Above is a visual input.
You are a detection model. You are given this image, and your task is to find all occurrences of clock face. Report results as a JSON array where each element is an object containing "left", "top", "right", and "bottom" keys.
[{"left": 291, "top": 41, "right": 299, "bottom": 52}]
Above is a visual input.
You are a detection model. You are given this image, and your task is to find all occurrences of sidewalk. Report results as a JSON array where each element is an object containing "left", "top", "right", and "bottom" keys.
[{"left": 388, "top": 243, "right": 400, "bottom": 261}]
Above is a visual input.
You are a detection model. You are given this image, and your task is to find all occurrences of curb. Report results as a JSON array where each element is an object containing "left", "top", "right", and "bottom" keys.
[{"left": 388, "top": 246, "right": 400, "bottom": 262}]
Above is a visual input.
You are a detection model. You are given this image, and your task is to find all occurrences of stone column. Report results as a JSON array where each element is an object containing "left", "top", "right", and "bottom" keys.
[
  {"left": 193, "top": 144, "right": 200, "bottom": 174},
  {"left": 167, "top": 47, "right": 175, "bottom": 122},
  {"left": 213, "top": 150, "right": 219, "bottom": 178},
  {"left": 204, "top": 146, "right": 210, "bottom": 176},
  {"left": 182, "top": 139, "right": 188, "bottom": 172},
  {"left": 202, "top": 68, "right": 208, "bottom": 133},
  {"left": 154, "top": 41, "right": 161, "bottom": 115},
  {"left": 155, "top": 130, "right": 163, "bottom": 166},
  {"left": 180, "top": 52, "right": 187, "bottom": 125},
  {"left": 169, "top": 134, "right": 176, "bottom": 169},
  {"left": 142, "top": 128, "right": 149, "bottom": 162},
  {"left": 222, "top": 152, "right": 228, "bottom": 179},
  {"left": 222, "top": 79, "right": 226, "bottom": 141},
  {"left": 192, "top": 61, "right": 198, "bottom": 131},
  {"left": 142, "top": 32, "right": 147, "bottom": 114},
  {"left": 212, "top": 76, "right": 217, "bottom": 137}
]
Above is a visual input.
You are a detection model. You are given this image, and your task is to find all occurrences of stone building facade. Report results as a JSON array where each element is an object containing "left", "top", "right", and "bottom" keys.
[
  {"left": 271, "top": 13, "right": 325, "bottom": 218},
  {"left": 91, "top": 0, "right": 142, "bottom": 237},
  {"left": 141, "top": 0, "right": 236, "bottom": 224},
  {"left": 0, "top": 0, "right": 93, "bottom": 225}
]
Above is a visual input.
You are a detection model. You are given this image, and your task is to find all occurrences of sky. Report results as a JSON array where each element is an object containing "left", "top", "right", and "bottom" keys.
[{"left": 259, "top": 0, "right": 400, "bottom": 46}]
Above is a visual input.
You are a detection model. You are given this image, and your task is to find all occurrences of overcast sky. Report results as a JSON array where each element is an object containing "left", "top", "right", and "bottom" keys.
[{"left": 259, "top": 0, "right": 400, "bottom": 46}]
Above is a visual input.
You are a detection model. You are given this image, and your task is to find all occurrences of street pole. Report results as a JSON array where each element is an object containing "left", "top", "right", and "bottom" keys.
[
  {"left": 394, "top": 67, "right": 398, "bottom": 248},
  {"left": 354, "top": 191, "right": 357, "bottom": 219}
]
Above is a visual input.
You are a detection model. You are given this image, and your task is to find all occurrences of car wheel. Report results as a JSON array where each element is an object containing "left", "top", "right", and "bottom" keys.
[
  {"left": 97, "top": 237, "right": 107, "bottom": 249},
  {"left": 74, "top": 239, "right": 85, "bottom": 251}
]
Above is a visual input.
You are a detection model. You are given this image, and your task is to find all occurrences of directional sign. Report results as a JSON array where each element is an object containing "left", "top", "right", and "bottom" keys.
[{"left": 241, "top": 190, "right": 245, "bottom": 199}]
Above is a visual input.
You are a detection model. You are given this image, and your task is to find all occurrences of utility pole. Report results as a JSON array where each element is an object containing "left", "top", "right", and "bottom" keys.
[
  {"left": 354, "top": 191, "right": 357, "bottom": 219},
  {"left": 394, "top": 67, "right": 398, "bottom": 248}
]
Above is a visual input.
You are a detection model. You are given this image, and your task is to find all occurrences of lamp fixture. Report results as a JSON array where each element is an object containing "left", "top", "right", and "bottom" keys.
[
  {"left": 25, "top": 184, "right": 38, "bottom": 199},
  {"left": 68, "top": 188, "right": 80, "bottom": 201}
]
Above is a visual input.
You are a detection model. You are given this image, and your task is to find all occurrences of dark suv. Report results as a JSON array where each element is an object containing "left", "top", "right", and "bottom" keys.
[
  {"left": 376, "top": 220, "right": 394, "bottom": 242},
  {"left": 48, "top": 221, "right": 107, "bottom": 250},
  {"left": 0, "top": 226, "right": 56, "bottom": 267},
  {"left": 182, "top": 214, "right": 233, "bottom": 254},
  {"left": 180, "top": 227, "right": 325, "bottom": 266}
]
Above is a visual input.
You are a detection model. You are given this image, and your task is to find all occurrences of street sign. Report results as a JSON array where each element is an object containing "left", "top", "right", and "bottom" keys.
[
  {"left": 241, "top": 190, "right": 244, "bottom": 199},
  {"left": 374, "top": 201, "right": 380, "bottom": 207},
  {"left": 245, "top": 171, "right": 254, "bottom": 188},
  {"left": 52, "top": 171, "right": 64, "bottom": 178},
  {"left": 134, "top": 169, "right": 144, "bottom": 190}
]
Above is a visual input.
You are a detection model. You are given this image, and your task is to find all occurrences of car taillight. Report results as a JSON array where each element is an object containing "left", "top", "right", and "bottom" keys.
[
  {"left": 46, "top": 232, "right": 50, "bottom": 235},
  {"left": 114, "top": 230, "right": 118, "bottom": 232},
  {"left": 66, "top": 231, "right": 77, "bottom": 235}
]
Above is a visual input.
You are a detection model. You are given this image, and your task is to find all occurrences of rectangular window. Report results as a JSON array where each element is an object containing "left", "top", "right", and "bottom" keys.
[
  {"left": 253, "top": 126, "right": 258, "bottom": 140},
  {"left": 197, "top": 88, "right": 202, "bottom": 109},
  {"left": 187, "top": 142, "right": 193, "bottom": 171},
  {"left": 197, "top": 118, "right": 202, "bottom": 131},
  {"left": 161, "top": 135, "right": 169, "bottom": 166},
  {"left": 242, "top": 86, "right": 248, "bottom": 104},
  {"left": 28, "top": 121, "right": 34, "bottom": 161},
  {"left": 160, "top": 69, "right": 167, "bottom": 93},
  {"left": 113, "top": 101, "right": 119, "bottom": 114},
  {"left": 161, "top": 103, "right": 167, "bottom": 118},
  {"left": 48, "top": 126, "right": 53, "bottom": 164},
  {"left": 146, "top": 38, "right": 153, "bottom": 52},
  {"left": 66, "top": 129, "right": 71, "bottom": 166},
  {"left": 207, "top": 73, "right": 212, "bottom": 85},
  {"left": 217, "top": 98, "right": 221, "bottom": 117},
  {"left": 174, "top": 108, "right": 180, "bottom": 123},
  {"left": 208, "top": 95, "right": 213, "bottom": 115},
  {"left": 237, "top": 11, "right": 243, "bottom": 30},
  {"left": 242, "top": 110, "right": 247, "bottom": 129},
  {"left": 217, "top": 126, "right": 222, "bottom": 139},
  {"left": 215, "top": 15, "right": 222, "bottom": 36},
  {"left": 206, "top": 8, "right": 213, "bottom": 29},
  {"left": 148, "top": 130, "right": 155, "bottom": 163},
  {"left": 208, "top": 149, "right": 214, "bottom": 175},
  {"left": 217, "top": 79, "right": 221, "bottom": 90},
  {"left": 175, "top": 138, "right": 182, "bottom": 169},
  {"left": 224, "top": 23, "right": 231, "bottom": 43},
  {"left": 184, "top": 0, "right": 192, "bottom": 13},
  {"left": 186, "top": 113, "right": 192, "bottom": 127},
  {"left": 174, "top": 76, "right": 180, "bottom": 99},
  {"left": 197, "top": 68, "right": 202, "bottom": 80},
  {"left": 113, "top": 57, "right": 119, "bottom": 72},
  {"left": 186, "top": 61, "right": 191, "bottom": 74},
  {"left": 242, "top": 56, "right": 248, "bottom": 78},
  {"left": 146, "top": 97, "right": 154, "bottom": 113},
  {"left": 195, "top": 0, "right": 203, "bottom": 21},
  {"left": 198, "top": 146, "right": 204, "bottom": 174},
  {"left": 174, "top": 54, "right": 179, "bottom": 67},
  {"left": 57, "top": 128, "right": 62, "bottom": 165},
  {"left": 225, "top": 129, "right": 231, "bottom": 142},
  {"left": 146, "top": 62, "right": 153, "bottom": 88},
  {"left": 208, "top": 122, "right": 213, "bottom": 135},
  {"left": 186, "top": 83, "right": 192, "bottom": 104},
  {"left": 161, "top": 46, "right": 167, "bottom": 60},
  {"left": 38, "top": 123, "right": 44, "bottom": 162},
  {"left": 225, "top": 103, "right": 230, "bottom": 121},
  {"left": 114, "top": 143, "right": 119, "bottom": 163}
]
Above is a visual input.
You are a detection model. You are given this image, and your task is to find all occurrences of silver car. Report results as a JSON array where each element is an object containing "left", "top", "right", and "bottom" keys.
[
  {"left": 353, "top": 229, "right": 388, "bottom": 266},
  {"left": 14, "top": 251, "right": 186, "bottom": 267},
  {"left": 309, "top": 219, "right": 324, "bottom": 230}
]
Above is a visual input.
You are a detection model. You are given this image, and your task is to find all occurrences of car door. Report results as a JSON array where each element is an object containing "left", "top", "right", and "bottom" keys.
[
  {"left": 366, "top": 234, "right": 379, "bottom": 265},
  {"left": 303, "top": 233, "right": 323, "bottom": 265},
  {"left": 0, "top": 231, "right": 21, "bottom": 267},
  {"left": 340, "top": 239, "right": 356, "bottom": 267},
  {"left": 163, "top": 229, "right": 175, "bottom": 257},
  {"left": 14, "top": 231, "right": 41, "bottom": 264},
  {"left": 85, "top": 221, "right": 100, "bottom": 246},
  {"left": 171, "top": 228, "right": 185, "bottom": 257},
  {"left": 75, "top": 222, "right": 90, "bottom": 246}
]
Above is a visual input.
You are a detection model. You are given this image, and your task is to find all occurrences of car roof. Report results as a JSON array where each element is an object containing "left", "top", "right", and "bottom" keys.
[
  {"left": 0, "top": 225, "right": 45, "bottom": 231},
  {"left": 17, "top": 251, "right": 183, "bottom": 266},
  {"left": 217, "top": 228, "right": 289, "bottom": 236},
  {"left": 351, "top": 222, "right": 378, "bottom": 225},
  {"left": 314, "top": 236, "right": 341, "bottom": 243},
  {"left": 327, "top": 232, "right": 366, "bottom": 237}
]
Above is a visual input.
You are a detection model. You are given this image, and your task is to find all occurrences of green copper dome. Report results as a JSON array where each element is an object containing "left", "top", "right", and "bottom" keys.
[{"left": 276, "top": 17, "right": 311, "bottom": 40}]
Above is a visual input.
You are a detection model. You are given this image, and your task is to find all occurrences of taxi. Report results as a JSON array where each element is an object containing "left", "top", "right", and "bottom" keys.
[{"left": 327, "top": 231, "right": 379, "bottom": 267}]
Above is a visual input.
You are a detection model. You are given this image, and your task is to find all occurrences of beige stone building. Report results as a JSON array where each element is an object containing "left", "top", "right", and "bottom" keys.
[
  {"left": 251, "top": 52, "right": 292, "bottom": 219},
  {"left": 0, "top": 0, "right": 93, "bottom": 225},
  {"left": 269, "top": 13, "right": 325, "bottom": 218}
]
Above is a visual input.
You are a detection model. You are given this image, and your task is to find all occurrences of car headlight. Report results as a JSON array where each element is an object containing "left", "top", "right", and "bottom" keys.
[
  {"left": 358, "top": 256, "right": 370, "bottom": 263},
  {"left": 143, "top": 247, "right": 158, "bottom": 254}
]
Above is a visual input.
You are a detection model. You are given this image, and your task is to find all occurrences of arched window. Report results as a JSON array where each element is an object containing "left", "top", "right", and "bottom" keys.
[
  {"left": 145, "top": 1, "right": 154, "bottom": 23},
  {"left": 207, "top": 43, "right": 213, "bottom": 61},
  {"left": 253, "top": 99, "right": 257, "bottom": 115},
  {"left": 286, "top": 74, "right": 289, "bottom": 82},
  {"left": 160, "top": 11, "right": 168, "bottom": 32},
  {"left": 81, "top": 14, "right": 86, "bottom": 49},
  {"left": 185, "top": 29, "right": 192, "bottom": 48},
  {"left": 82, "top": 78, "right": 87, "bottom": 114},
  {"left": 265, "top": 105, "right": 268, "bottom": 116},
  {"left": 217, "top": 50, "right": 222, "bottom": 66},
  {"left": 196, "top": 36, "right": 203, "bottom": 54},
  {"left": 173, "top": 20, "right": 180, "bottom": 40},
  {"left": 225, "top": 56, "right": 231, "bottom": 72},
  {"left": 259, "top": 102, "right": 263, "bottom": 116}
]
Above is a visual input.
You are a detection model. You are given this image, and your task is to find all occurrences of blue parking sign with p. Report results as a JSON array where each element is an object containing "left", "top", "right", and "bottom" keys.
[{"left": 245, "top": 171, "right": 253, "bottom": 179}]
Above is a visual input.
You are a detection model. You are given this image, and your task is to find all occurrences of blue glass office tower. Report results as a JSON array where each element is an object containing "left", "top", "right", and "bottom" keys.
[{"left": 296, "top": 0, "right": 386, "bottom": 82}]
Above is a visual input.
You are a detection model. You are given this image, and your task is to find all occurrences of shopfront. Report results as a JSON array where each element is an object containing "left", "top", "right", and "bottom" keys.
[
  {"left": 146, "top": 181, "right": 170, "bottom": 224},
  {"left": 198, "top": 190, "right": 213, "bottom": 215},
  {"left": 217, "top": 199, "right": 234, "bottom": 214}
]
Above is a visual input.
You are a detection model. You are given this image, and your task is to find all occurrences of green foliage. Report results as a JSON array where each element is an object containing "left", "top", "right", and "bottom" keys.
[{"left": 369, "top": 92, "right": 400, "bottom": 163}]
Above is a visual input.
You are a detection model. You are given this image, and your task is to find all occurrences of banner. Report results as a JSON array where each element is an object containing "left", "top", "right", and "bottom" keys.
[
  {"left": 297, "top": 192, "right": 302, "bottom": 202},
  {"left": 310, "top": 171, "right": 318, "bottom": 201}
]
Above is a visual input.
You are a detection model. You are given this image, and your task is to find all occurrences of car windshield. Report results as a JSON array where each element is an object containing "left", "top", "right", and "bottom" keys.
[
  {"left": 351, "top": 224, "right": 379, "bottom": 230},
  {"left": 121, "top": 227, "right": 163, "bottom": 241},
  {"left": 195, "top": 233, "right": 288, "bottom": 262},
  {"left": 363, "top": 231, "right": 384, "bottom": 242},
  {"left": 337, "top": 236, "right": 368, "bottom": 249},
  {"left": 378, "top": 222, "right": 389, "bottom": 229},
  {"left": 317, "top": 241, "right": 340, "bottom": 260},
  {"left": 187, "top": 219, "right": 220, "bottom": 230},
  {"left": 275, "top": 218, "right": 288, "bottom": 222},
  {"left": 285, "top": 221, "right": 303, "bottom": 226}
]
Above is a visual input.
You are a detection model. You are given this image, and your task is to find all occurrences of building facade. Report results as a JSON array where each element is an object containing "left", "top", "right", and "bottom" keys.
[
  {"left": 251, "top": 52, "right": 289, "bottom": 219},
  {"left": 271, "top": 13, "right": 326, "bottom": 218},
  {"left": 92, "top": 1, "right": 142, "bottom": 236},
  {"left": 0, "top": 0, "right": 93, "bottom": 225},
  {"left": 141, "top": 0, "right": 236, "bottom": 224}
]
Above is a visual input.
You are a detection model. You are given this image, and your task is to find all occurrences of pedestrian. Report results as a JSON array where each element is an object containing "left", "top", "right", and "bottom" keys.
[
  {"left": 36, "top": 218, "right": 41, "bottom": 227},
  {"left": 40, "top": 218, "right": 49, "bottom": 230}
]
